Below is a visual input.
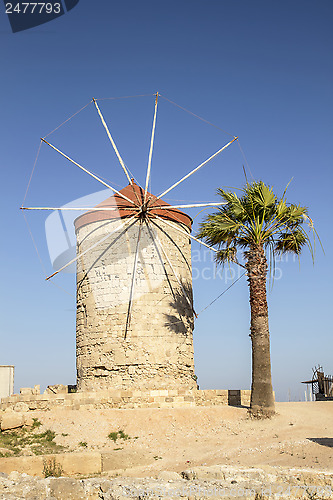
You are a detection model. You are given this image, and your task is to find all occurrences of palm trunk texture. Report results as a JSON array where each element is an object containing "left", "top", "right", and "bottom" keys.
[{"left": 246, "top": 244, "right": 275, "bottom": 416}]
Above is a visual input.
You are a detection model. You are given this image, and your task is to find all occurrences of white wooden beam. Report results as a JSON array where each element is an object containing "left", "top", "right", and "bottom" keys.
[
  {"left": 144, "top": 92, "right": 159, "bottom": 204},
  {"left": 41, "top": 138, "right": 137, "bottom": 207},
  {"left": 157, "top": 137, "right": 237, "bottom": 199}
]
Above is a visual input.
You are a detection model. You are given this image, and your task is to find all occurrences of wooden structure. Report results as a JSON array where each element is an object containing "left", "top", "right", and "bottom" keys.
[{"left": 302, "top": 365, "right": 333, "bottom": 401}]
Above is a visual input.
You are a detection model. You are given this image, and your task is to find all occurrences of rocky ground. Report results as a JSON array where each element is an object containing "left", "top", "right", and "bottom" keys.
[
  {"left": 0, "top": 402, "right": 332, "bottom": 498},
  {"left": 1, "top": 465, "right": 333, "bottom": 500}
]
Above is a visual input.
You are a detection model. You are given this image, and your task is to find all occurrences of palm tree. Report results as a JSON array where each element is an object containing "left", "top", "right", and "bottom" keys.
[{"left": 197, "top": 181, "right": 317, "bottom": 417}]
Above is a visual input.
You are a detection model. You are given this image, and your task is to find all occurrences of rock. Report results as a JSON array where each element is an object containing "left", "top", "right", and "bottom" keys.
[
  {"left": 0, "top": 469, "right": 332, "bottom": 499},
  {"left": 33, "top": 385, "right": 41, "bottom": 395},
  {"left": 3, "top": 474, "right": 49, "bottom": 500},
  {"left": 181, "top": 469, "right": 197, "bottom": 480},
  {"left": 0, "top": 411, "right": 24, "bottom": 431},
  {"left": 49, "top": 477, "right": 86, "bottom": 499},
  {"left": 23, "top": 414, "right": 35, "bottom": 427},
  {"left": 14, "top": 402, "right": 29, "bottom": 413},
  {"left": 20, "top": 388, "right": 34, "bottom": 395},
  {"left": 181, "top": 465, "right": 267, "bottom": 482},
  {"left": 156, "top": 471, "right": 182, "bottom": 481},
  {"left": 19, "top": 385, "right": 40, "bottom": 396},
  {"left": 8, "top": 470, "right": 21, "bottom": 481},
  {"left": 0, "top": 472, "right": 8, "bottom": 478},
  {"left": 97, "top": 479, "right": 113, "bottom": 493},
  {"left": 82, "top": 478, "right": 107, "bottom": 499},
  {"left": 45, "top": 385, "right": 68, "bottom": 395},
  {"left": 4, "top": 407, "right": 15, "bottom": 413}
]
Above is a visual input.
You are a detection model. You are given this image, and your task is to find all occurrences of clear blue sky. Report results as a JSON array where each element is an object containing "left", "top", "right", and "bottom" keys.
[{"left": 1, "top": 0, "right": 332, "bottom": 401}]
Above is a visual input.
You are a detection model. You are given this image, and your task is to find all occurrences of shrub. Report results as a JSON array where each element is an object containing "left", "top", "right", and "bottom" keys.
[
  {"left": 108, "top": 429, "right": 130, "bottom": 442},
  {"left": 43, "top": 457, "right": 63, "bottom": 478}
]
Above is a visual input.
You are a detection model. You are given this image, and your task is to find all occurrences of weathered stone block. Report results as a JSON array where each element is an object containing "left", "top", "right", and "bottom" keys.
[
  {"left": 1, "top": 411, "right": 24, "bottom": 431},
  {"left": 173, "top": 396, "right": 185, "bottom": 403},
  {"left": 109, "top": 397, "right": 122, "bottom": 404},
  {"left": 7, "top": 395, "right": 19, "bottom": 403},
  {"left": 13, "top": 402, "right": 29, "bottom": 413},
  {"left": 177, "top": 389, "right": 189, "bottom": 395},
  {"left": 102, "top": 450, "right": 154, "bottom": 472},
  {"left": 216, "top": 390, "right": 228, "bottom": 396},
  {"left": 61, "top": 452, "right": 102, "bottom": 476},
  {"left": 0, "top": 455, "right": 43, "bottom": 476},
  {"left": 157, "top": 471, "right": 182, "bottom": 481},
  {"left": 157, "top": 390, "right": 169, "bottom": 397},
  {"left": 20, "top": 388, "right": 34, "bottom": 396},
  {"left": 108, "top": 390, "right": 122, "bottom": 398},
  {"left": 176, "top": 402, "right": 195, "bottom": 408},
  {"left": 120, "top": 390, "right": 133, "bottom": 398},
  {"left": 23, "top": 413, "right": 35, "bottom": 427},
  {"left": 153, "top": 396, "right": 166, "bottom": 403},
  {"left": 149, "top": 402, "right": 160, "bottom": 408},
  {"left": 131, "top": 390, "right": 143, "bottom": 397},
  {"left": 49, "top": 477, "right": 86, "bottom": 500},
  {"left": 46, "top": 384, "right": 68, "bottom": 395},
  {"left": 168, "top": 389, "right": 178, "bottom": 397},
  {"left": 149, "top": 390, "right": 161, "bottom": 397}
]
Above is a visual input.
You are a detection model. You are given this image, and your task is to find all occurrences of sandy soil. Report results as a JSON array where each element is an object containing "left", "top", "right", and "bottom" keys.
[{"left": 33, "top": 402, "right": 333, "bottom": 476}]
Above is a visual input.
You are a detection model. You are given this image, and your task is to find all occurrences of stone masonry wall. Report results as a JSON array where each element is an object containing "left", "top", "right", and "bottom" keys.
[
  {"left": 76, "top": 217, "right": 196, "bottom": 392},
  {"left": 0, "top": 389, "right": 251, "bottom": 412}
]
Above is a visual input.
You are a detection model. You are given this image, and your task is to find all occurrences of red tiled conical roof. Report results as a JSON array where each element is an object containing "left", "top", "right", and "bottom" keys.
[{"left": 74, "top": 181, "right": 192, "bottom": 231}]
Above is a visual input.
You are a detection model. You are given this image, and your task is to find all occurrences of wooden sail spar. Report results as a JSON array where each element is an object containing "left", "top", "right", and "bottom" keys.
[{"left": 22, "top": 92, "right": 243, "bottom": 329}]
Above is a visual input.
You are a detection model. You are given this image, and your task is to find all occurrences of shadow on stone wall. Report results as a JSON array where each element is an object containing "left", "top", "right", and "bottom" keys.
[{"left": 164, "top": 280, "right": 194, "bottom": 336}]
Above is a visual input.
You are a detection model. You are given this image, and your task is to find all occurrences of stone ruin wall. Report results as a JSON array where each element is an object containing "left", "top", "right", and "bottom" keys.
[
  {"left": 0, "top": 387, "right": 251, "bottom": 412},
  {"left": 76, "top": 217, "right": 197, "bottom": 392}
]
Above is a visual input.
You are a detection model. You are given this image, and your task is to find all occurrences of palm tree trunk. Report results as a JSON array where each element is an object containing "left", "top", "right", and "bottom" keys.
[{"left": 246, "top": 244, "right": 275, "bottom": 416}]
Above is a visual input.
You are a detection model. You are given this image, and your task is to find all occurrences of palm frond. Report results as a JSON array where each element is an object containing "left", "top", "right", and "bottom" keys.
[
  {"left": 197, "top": 214, "right": 240, "bottom": 247},
  {"left": 196, "top": 179, "right": 320, "bottom": 278},
  {"left": 275, "top": 229, "right": 308, "bottom": 255},
  {"left": 217, "top": 189, "right": 247, "bottom": 220},
  {"left": 216, "top": 247, "right": 238, "bottom": 265},
  {"left": 281, "top": 177, "right": 293, "bottom": 200},
  {"left": 243, "top": 181, "right": 276, "bottom": 217}
]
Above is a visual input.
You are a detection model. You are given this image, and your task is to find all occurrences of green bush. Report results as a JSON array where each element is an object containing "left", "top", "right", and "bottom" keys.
[{"left": 108, "top": 429, "right": 130, "bottom": 442}]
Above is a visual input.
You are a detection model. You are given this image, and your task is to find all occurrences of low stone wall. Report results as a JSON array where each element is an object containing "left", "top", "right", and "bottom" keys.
[
  {"left": 196, "top": 390, "right": 251, "bottom": 407},
  {"left": 0, "top": 389, "right": 251, "bottom": 412},
  {"left": 0, "top": 451, "right": 102, "bottom": 477},
  {"left": 0, "top": 448, "right": 158, "bottom": 477}
]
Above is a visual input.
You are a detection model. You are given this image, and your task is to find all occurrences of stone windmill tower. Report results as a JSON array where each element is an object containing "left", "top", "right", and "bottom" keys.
[
  {"left": 74, "top": 181, "right": 197, "bottom": 392},
  {"left": 21, "top": 94, "right": 236, "bottom": 394}
]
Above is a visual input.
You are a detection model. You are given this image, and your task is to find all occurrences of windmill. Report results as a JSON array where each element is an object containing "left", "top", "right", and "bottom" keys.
[{"left": 21, "top": 93, "right": 238, "bottom": 392}]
